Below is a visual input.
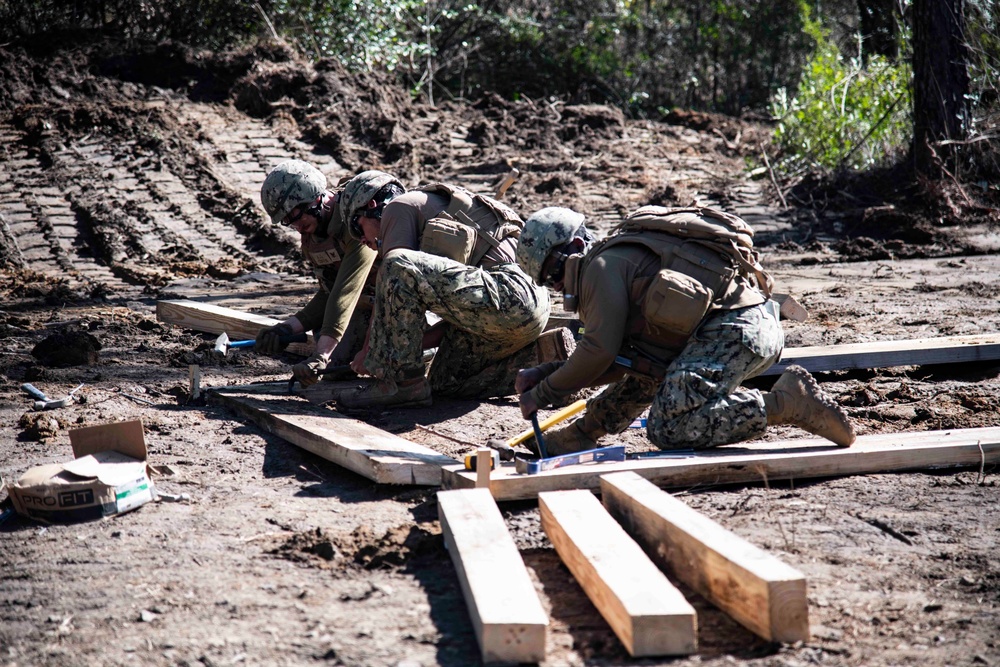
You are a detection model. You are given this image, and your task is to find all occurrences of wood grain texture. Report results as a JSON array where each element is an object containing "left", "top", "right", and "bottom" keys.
[
  {"left": 762, "top": 333, "right": 1000, "bottom": 375},
  {"left": 601, "top": 471, "right": 808, "bottom": 642},
  {"left": 437, "top": 489, "right": 548, "bottom": 663},
  {"left": 208, "top": 384, "right": 455, "bottom": 485},
  {"left": 444, "top": 427, "right": 1000, "bottom": 500},
  {"left": 539, "top": 490, "right": 697, "bottom": 657},
  {"left": 156, "top": 299, "right": 314, "bottom": 355}
]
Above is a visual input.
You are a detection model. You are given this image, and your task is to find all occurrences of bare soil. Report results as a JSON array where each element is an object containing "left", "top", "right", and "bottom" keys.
[{"left": 1, "top": 39, "right": 999, "bottom": 667}]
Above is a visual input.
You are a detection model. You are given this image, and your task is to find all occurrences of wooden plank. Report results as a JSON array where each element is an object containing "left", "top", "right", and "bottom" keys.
[
  {"left": 539, "top": 490, "right": 697, "bottom": 656},
  {"left": 762, "top": 333, "right": 1000, "bottom": 375},
  {"left": 156, "top": 299, "right": 314, "bottom": 356},
  {"left": 437, "top": 489, "right": 548, "bottom": 663},
  {"left": 207, "top": 384, "right": 455, "bottom": 485},
  {"left": 600, "top": 471, "right": 808, "bottom": 643},
  {"left": 443, "top": 426, "right": 1000, "bottom": 501}
]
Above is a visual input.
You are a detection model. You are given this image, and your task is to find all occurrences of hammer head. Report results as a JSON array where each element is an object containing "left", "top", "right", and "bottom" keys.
[
  {"left": 213, "top": 332, "right": 231, "bottom": 356},
  {"left": 34, "top": 397, "right": 74, "bottom": 411}
]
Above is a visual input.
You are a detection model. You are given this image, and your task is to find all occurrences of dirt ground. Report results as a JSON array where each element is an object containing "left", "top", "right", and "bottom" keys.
[{"left": 1, "top": 39, "right": 999, "bottom": 667}]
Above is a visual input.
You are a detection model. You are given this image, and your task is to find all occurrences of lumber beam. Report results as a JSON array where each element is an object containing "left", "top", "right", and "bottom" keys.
[
  {"left": 442, "top": 426, "right": 1000, "bottom": 501},
  {"left": 539, "top": 490, "right": 697, "bottom": 657},
  {"left": 437, "top": 489, "right": 548, "bottom": 663},
  {"left": 600, "top": 471, "right": 809, "bottom": 643},
  {"left": 762, "top": 333, "right": 1000, "bottom": 375},
  {"left": 156, "top": 299, "right": 314, "bottom": 356},
  {"left": 208, "top": 384, "right": 455, "bottom": 485}
]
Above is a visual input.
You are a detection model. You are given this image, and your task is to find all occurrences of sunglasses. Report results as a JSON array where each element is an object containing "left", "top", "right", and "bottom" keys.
[
  {"left": 350, "top": 211, "right": 364, "bottom": 239},
  {"left": 282, "top": 205, "right": 308, "bottom": 227}
]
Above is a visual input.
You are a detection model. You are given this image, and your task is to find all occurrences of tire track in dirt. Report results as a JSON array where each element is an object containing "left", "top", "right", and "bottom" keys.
[
  {"left": 0, "top": 127, "right": 130, "bottom": 295},
  {"left": 172, "top": 99, "right": 345, "bottom": 205}
]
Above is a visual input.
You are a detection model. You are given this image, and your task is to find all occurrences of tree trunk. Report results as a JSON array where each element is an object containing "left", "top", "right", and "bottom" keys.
[{"left": 911, "top": 0, "right": 971, "bottom": 176}]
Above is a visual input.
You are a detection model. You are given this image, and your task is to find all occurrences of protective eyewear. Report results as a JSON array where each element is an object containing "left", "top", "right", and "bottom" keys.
[{"left": 282, "top": 205, "right": 308, "bottom": 227}]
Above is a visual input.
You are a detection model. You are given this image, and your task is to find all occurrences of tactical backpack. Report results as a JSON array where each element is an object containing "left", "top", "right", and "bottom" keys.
[
  {"left": 567, "top": 206, "right": 774, "bottom": 351},
  {"left": 416, "top": 183, "right": 524, "bottom": 267}
]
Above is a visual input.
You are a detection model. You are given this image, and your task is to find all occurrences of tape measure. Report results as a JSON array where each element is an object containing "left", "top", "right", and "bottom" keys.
[{"left": 464, "top": 449, "right": 500, "bottom": 471}]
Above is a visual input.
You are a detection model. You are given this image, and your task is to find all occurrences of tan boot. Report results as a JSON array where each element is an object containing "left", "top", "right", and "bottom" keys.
[
  {"left": 535, "top": 327, "right": 576, "bottom": 365},
  {"left": 765, "top": 365, "right": 856, "bottom": 447},
  {"left": 337, "top": 377, "right": 432, "bottom": 410},
  {"left": 533, "top": 417, "right": 604, "bottom": 457}
]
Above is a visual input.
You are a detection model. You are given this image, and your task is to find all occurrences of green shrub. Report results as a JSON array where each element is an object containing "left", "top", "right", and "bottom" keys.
[{"left": 769, "top": 4, "right": 912, "bottom": 172}]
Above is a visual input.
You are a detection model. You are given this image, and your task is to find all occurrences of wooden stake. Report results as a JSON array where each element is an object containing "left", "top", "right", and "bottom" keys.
[
  {"left": 188, "top": 365, "right": 201, "bottom": 400},
  {"left": 476, "top": 449, "right": 491, "bottom": 489}
]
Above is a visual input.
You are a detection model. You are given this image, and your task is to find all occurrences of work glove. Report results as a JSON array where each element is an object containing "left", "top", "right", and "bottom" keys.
[
  {"left": 515, "top": 365, "right": 547, "bottom": 394},
  {"left": 292, "top": 353, "right": 329, "bottom": 388},
  {"left": 255, "top": 323, "right": 295, "bottom": 355},
  {"left": 519, "top": 391, "right": 541, "bottom": 420}
]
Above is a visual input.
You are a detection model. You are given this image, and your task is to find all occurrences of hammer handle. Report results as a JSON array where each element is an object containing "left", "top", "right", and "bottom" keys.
[
  {"left": 507, "top": 398, "right": 587, "bottom": 448},
  {"left": 230, "top": 332, "right": 308, "bottom": 349},
  {"left": 22, "top": 383, "right": 49, "bottom": 401}
]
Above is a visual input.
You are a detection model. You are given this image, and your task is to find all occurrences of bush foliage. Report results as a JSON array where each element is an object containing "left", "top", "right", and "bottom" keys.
[{"left": 769, "top": 5, "right": 912, "bottom": 172}]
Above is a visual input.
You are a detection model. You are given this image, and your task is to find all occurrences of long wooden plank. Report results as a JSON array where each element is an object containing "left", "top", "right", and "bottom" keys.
[
  {"left": 156, "top": 299, "right": 314, "bottom": 356},
  {"left": 443, "top": 426, "right": 1000, "bottom": 501},
  {"left": 539, "top": 490, "right": 697, "bottom": 656},
  {"left": 208, "top": 384, "right": 455, "bottom": 485},
  {"left": 437, "top": 489, "right": 548, "bottom": 663},
  {"left": 600, "top": 471, "right": 809, "bottom": 643},
  {"left": 762, "top": 333, "right": 1000, "bottom": 375}
]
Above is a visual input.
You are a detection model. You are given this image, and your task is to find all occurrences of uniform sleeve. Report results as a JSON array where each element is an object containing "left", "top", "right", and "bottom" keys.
[
  {"left": 379, "top": 195, "right": 425, "bottom": 257},
  {"left": 530, "top": 253, "right": 632, "bottom": 407},
  {"left": 294, "top": 288, "right": 328, "bottom": 334},
  {"left": 316, "top": 239, "right": 377, "bottom": 340}
]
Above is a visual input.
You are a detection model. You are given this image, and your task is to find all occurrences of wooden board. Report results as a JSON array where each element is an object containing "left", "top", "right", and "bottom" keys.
[
  {"left": 539, "top": 490, "right": 697, "bottom": 657},
  {"left": 600, "top": 471, "right": 808, "bottom": 643},
  {"left": 443, "top": 426, "right": 1000, "bottom": 501},
  {"left": 208, "top": 384, "right": 455, "bottom": 485},
  {"left": 761, "top": 333, "right": 1000, "bottom": 376},
  {"left": 156, "top": 299, "right": 314, "bottom": 356},
  {"left": 437, "top": 489, "right": 548, "bottom": 663}
]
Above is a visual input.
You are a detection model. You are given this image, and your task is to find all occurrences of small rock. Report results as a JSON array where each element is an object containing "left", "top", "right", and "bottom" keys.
[{"left": 139, "top": 610, "right": 158, "bottom": 623}]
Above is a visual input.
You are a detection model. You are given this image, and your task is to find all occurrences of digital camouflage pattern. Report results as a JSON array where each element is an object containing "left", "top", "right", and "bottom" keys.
[
  {"left": 585, "top": 302, "right": 783, "bottom": 449},
  {"left": 516, "top": 207, "right": 586, "bottom": 283},
  {"left": 260, "top": 160, "right": 327, "bottom": 225},
  {"left": 364, "top": 249, "right": 549, "bottom": 398},
  {"left": 338, "top": 170, "right": 405, "bottom": 238}
]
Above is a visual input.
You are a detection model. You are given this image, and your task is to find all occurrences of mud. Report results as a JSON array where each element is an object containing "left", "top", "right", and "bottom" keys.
[{"left": 1, "top": 39, "right": 999, "bottom": 667}]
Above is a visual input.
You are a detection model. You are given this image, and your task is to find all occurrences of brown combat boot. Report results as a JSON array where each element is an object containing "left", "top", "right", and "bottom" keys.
[
  {"left": 337, "top": 377, "right": 432, "bottom": 410},
  {"left": 765, "top": 365, "right": 856, "bottom": 447},
  {"left": 532, "top": 417, "right": 605, "bottom": 457},
  {"left": 534, "top": 327, "right": 576, "bottom": 365}
]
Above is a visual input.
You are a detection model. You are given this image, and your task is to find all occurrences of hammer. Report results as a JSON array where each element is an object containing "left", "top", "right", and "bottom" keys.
[
  {"left": 486, "top": 398, "right": 586, "bottom": 460},
  {"left": 22, "top": 383, "right": 85, "bottom": 411},
  {"left": 213, "top": 331, "right": 306, "bottom": 356}
]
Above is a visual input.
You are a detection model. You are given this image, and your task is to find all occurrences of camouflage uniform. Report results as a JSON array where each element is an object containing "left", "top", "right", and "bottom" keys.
[
  {"left": 260, "top": 160, "right": 378, "bottom": 364},
  {"left": 523, "top": 211, "right": 780, "bottom": 450},
  {"left": 584, "top": 302, "right": 782, "bottom": 448},
  {"left": 365, "top": 248, "right": 549, "bottom": 398}
]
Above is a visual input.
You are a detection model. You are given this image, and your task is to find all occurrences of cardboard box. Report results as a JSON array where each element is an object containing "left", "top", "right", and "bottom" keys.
[{"left": 6, "top": 420, "right": 155, "bottom": 523}]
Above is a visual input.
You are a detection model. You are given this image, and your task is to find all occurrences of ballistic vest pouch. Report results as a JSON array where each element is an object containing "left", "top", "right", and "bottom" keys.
[
  {"left": 642, "top": 268, "right": 714, "bottom": 349},
  {"left": 417, "top": 183, "right": 524, "bottom": 267},
  {"left": 421, "top": 217, "right": 477, "bottom": 264}
]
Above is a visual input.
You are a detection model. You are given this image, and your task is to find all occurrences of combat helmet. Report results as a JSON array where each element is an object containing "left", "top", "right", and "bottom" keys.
[
  {"left": 516, "top": 207, "right": 587, "bottom": 284},
  {"left": 260, "top": 160, "right": 328, "bottom": 226},
  {"left": 339, "top": 170, "right": 405, "bottom": 239}
]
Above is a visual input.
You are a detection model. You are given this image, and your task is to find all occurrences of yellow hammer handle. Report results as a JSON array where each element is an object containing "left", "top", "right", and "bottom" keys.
[{"left": 506, "top": 399, "right": 587, "bottom": 448}]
